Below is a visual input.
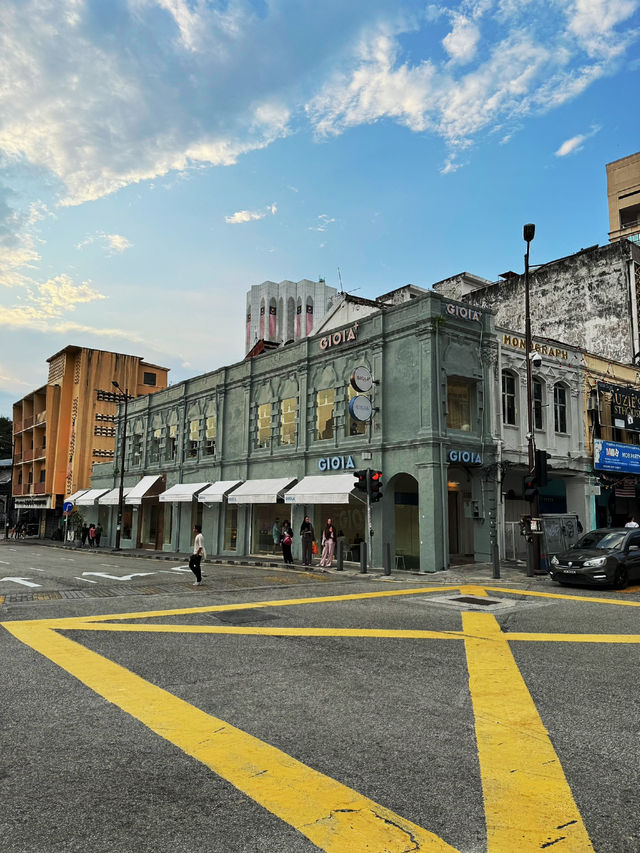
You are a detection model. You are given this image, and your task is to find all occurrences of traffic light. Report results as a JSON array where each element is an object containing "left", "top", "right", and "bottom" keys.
[
  {"left": 535, "top": 449, "right": 551, "bottom": 487},
  {"left": 523, "top": 472, "right": 538, "bottom": 502},
  {"left": 369, "top": 470, "right": 383, "bottom": 502},
  {"left": 354, "top": 470, "right": 368, "bottom": 493}
]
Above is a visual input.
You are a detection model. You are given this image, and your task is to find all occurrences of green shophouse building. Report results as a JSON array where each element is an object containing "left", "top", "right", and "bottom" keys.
[{"left": 88, "top": 288, "right": 499, "bottom": 572}]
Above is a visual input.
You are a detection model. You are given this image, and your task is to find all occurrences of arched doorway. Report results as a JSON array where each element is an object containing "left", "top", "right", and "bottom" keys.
[{"left": 390, "top": 473, "right": 419, "bottom": 571}]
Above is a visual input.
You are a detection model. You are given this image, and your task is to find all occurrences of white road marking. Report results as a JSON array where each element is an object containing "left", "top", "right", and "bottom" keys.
[
  {"left": 82, "top": 571, "right": 158, "bottom": 581},
  {"left": 0, "top": 577, "right": 42, "bottom": 588},
  {"left": 75, "top": 577, "right": 98, "bottom": 584},
  {"left": 29, "top": 568, "right": 46, "bottom": 572},
  {"left": 100, "top": 564, "right": 121, "bottom": 568},
  {"left": 161, "top": 567, "right": 191, "bottom": 573},
  {"left": 0, "top": 560, "right": 10, "bottom": 564}
]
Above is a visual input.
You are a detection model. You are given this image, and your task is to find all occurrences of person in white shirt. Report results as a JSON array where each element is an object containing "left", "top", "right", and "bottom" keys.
[
  {"left": 189, "top": 524, "right": 206, "bottom": 585},
  {"left": 625, "top": 517, "right": 639, "bottom": 528}
]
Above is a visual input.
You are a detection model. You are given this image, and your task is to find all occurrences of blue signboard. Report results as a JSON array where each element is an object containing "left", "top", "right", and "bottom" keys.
[
  {"left": 62, "top": 501, "right": 74, "bottom": 513},
  {"left": 594, "top": 439, "right": 640, "bottom": 474}
]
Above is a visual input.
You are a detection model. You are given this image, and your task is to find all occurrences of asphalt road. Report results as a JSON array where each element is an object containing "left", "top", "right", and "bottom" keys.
[{"left": 2, "top": 543, "right": 640, "bottom": 852}]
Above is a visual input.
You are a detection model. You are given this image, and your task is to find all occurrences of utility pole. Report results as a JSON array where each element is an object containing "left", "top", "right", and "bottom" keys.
[{"left": 523, "top": 223, "right": 540, "bottom": 576}]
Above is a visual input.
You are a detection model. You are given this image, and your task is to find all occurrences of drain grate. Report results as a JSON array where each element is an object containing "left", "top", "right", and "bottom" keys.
[
  {"left": 208, "top": 608, "right": 279, "bottom": 625},
  {"left": 451, "top": 596, "right": 500, "bottom": 607}
]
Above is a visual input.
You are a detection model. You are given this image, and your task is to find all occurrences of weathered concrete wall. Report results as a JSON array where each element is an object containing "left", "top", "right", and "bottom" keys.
[{"left": 435, "top": 242, "right": 640, "bottom": 364}]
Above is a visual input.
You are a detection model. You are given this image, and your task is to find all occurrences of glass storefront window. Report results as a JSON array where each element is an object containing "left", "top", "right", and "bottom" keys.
[
  {"left": 251, "top": 505, "right": 290, "bottom": 554},
  {"left": 224, "top": 505, "right": 237, "bottom": 551},
  {"left": 533, "top": 379, "right": 544, "bottom": 430},
  {"left": 347, "top": 385, "right": 366, "bottom": 436},
  {"left": 447, "top": 379, "right": 473, "bottom": 431},
  {"left": 317, "top": 388, "right": 335, "bottom": 440},
  {"left": 257, "top": 403, "right": 271, "bottom": 447},
  {"left": 281, "top": 397, "right": 297, "bottom": 445}
]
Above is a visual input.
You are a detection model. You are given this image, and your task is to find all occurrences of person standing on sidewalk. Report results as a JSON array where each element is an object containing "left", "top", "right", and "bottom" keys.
[
  {"left": 280, "top": 521, "right": 293, "bottom": 565},
  {"left": 319, "top": 518, "right": 337, "bottom": 568},
  {"left": 300, "top": 515, "right": 315, "bottom": 567},
  {"left": 189, "top": 524, "right": 206, "bottom": 586}
]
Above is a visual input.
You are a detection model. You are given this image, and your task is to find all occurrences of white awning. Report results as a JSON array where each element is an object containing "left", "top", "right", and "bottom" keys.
[
  {"left": 198, "top": 480, "right": 244, "bottom": 503},
  {"left": 227, "top": 477, "right": 297, "bottom": 504},
  {"left": 159, "top": 482, "right": 211, "bottom": 503},
  {"left": 65, "top": 489, "right": 89, "bottom": 504},
  {"left": 75, "top": 488, "right": 111, "bottom": 506},
  {"left": 284, "top": 474, "right": 357, "bottom": 505},
  {"left": 126, "top": 475, "right": 163, "bottom": 505},
  {"left": 98, "top": 487, "right": 132, "bottom": 505}
]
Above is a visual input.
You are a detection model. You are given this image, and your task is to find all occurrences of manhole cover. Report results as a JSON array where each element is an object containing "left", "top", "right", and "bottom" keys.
[
  {"left": 209, "top": 608, "right": 279, "bottom": 624},
  {"left": 451, "top": 596, "right": 500, "bottom": 607}
]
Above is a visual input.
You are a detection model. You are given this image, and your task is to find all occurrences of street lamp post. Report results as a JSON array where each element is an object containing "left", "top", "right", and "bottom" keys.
[
  {"left": 112, "top": 381, "right": 129, "bottom": 551},
  {"left": 523, "top": 223, "right": 540, "bottom": 577}
]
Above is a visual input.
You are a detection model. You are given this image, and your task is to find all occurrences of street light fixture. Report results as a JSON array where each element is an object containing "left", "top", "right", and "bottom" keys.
[
  {"left": 112, "top": 380, "right": 129, "bottom": 550},
  {"left": 523, "top": 223, "right": 539, "bottom": 577}
]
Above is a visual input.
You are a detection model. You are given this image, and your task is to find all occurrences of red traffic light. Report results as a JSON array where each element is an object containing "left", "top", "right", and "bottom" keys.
[
  {"left": 353, "top": 470, "right": 368, "bottom": 493},
  {"left": 369, "top": 470, "right": 383, "bottom": 502}
]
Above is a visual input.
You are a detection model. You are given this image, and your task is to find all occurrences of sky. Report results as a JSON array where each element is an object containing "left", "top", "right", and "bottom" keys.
[{"left": 1, "top": 0, "right": 639, "bottom": 418}]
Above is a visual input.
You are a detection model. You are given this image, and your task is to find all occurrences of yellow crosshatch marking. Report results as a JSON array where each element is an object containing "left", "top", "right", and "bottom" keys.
[{"left": 6, "top": 583, "right": 638, "bottom": 851}]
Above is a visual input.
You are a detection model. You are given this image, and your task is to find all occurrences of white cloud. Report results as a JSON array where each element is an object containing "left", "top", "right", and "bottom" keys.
[
  {"left": 554, "top": 125, "right": 600, "bottom": 157},
  {"left": 77, "top": 232, "right": 133, "bottom": 253},
  {"left": 443, "top": 15, "right": 480, "bottom": 64},
  {"left": 225, "top": 203, "right": 278, "bottom": 225},
  {"left": 307, "top": 2, "right": 639, "bottom": 161},
  {"left": 309, "top": 214, "right": 336, "bottom": 232}
]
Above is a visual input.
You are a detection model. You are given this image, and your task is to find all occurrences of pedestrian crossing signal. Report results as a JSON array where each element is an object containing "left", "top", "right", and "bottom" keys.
[{"left": 369, "top": 470, "right": 383, "bottom": 502}]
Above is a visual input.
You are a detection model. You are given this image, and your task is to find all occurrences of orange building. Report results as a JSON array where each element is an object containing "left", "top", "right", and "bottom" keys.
[{"left": 12, "top": 346, "right": 168, "bottom": 535}]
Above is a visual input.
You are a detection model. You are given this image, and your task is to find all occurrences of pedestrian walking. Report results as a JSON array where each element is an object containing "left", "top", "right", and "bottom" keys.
[
  {"left": 319, "top": 518, "right": 337, "bottom": 568},
  {"left": 88, "top": 524, "right": 96, "bottom": 547},
  {"left": 300, "top": 515, "right": 315, "bottom": 567},
  {"left": 95, "top": 523, "right": 102, "bottom": 547},
  {"left": 280, "top": 521, "right": 293, "bottom": 565},
  {"left": 189, "top": 524, "right": 206, "bottom": 585},
  {"left": 81, "top": 525, "right": 89, "bottom": 547}
]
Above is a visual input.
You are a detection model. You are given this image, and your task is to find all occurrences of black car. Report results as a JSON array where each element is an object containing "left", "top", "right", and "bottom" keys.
[{"left": 549, "top": 528, "right": 640, "bottom": 589}]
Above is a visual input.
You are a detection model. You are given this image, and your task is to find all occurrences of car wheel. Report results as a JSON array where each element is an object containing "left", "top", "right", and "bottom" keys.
[{"left": 613, "top": 565, "right": 629, "bottom": 590}]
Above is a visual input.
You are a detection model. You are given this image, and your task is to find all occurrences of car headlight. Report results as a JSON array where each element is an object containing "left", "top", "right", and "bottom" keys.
[
  {"left": 551, "top": 555, "right": 559, "bottom": 566},
  {"left": 582, "top": 556, "right": 607, "bottom": 567}
]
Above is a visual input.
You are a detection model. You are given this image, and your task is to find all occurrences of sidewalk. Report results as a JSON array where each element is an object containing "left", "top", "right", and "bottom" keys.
[{"left": 1, "top": 536, "right": 543, "bottom": 585}]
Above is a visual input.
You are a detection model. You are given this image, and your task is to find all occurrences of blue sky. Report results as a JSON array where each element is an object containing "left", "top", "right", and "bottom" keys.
[{"left": 1, "top": 0, "right": 639, "bottom": 418}]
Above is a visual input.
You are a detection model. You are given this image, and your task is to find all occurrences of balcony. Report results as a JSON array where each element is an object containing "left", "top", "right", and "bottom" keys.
[
  {"left": 23, "top": 416, "right": 34, "bottom": 429},
  {"left": 34, "top": 445, "right": 46, "bottom": 459},
  {"left": 12, "top": 484, "right": 22, "bottom": 496},
  {"left": 23, "top": 448, "right": 34, "bottom": 462},
  {"left": 35, "top": 411, "right": 46, "bottom": 425},
  {"left": 34, "top": 483, "right": 46, "bottom": 495},
  {"left": 14, "top": 452, "right": 22, "bottom": 463}
]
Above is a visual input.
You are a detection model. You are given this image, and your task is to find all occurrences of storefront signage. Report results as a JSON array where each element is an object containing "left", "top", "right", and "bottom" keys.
[
  {"left": 448, "top": 449, "right": 482, "bottom": 465},
  {"left": 445, "top": 303, "right": 482, "bottom": 322},
  {"left": 320, "top": 323, "right": 358, "bottom": 350},
  {"left": 594, "top": 439, "right": 640, "bottom": 474},
  {"left": 597, "top": 381, "right": 640, "bottom": 433},
  {"left": 14, "top": 496, "right": 52, "bottom": 508},
  {"left": 502, "top": 334, "right": 568, "bottom": 360},
  {"left": 318, "top": 455, "right": 356, "bottom": 471},
  {"left": 350, "top": 365, "right": 373, "bottom": 393},
  {"left": 348, "top": 395, "right": 372, "bottom": 422}
]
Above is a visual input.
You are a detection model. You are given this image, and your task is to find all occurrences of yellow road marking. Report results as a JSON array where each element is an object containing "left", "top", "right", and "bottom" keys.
[
  {"left": 4, "top": 621, "right": 457, "bottom": 853},
  {"left": 58, "top": 622, "right": 465, "bottom": 639},
  {"left": 463, "top": 611, "right": 594, "bottom": 852}
]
